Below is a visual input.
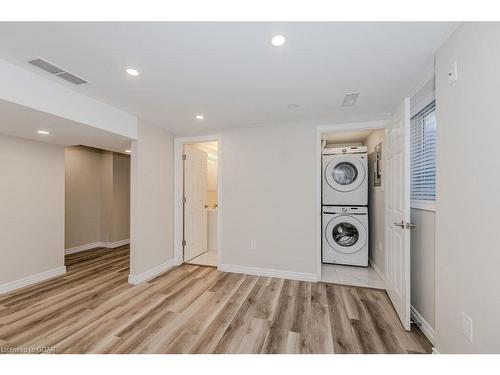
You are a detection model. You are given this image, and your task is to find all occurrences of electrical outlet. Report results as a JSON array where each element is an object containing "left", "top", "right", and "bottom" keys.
[
  {"left": 461, "top": 312, "right": 473, "bottom": 342},
  {"left": 250, "top": 240, "right": 257, "bottom": 250}
]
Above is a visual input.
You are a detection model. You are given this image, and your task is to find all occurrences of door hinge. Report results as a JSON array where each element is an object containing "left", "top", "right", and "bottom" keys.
[
  {"left": 182, "top": 196, "right": 186, "bottom": 204},
  {"left": 182, "top": 154, "right": 186, "bottom": 160},
  {"left": 182, "top": 240, "right": 186, "bottom": 247}
]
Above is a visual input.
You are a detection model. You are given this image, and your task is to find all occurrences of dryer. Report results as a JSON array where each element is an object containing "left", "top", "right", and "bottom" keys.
[
  {"left": 322, "top": 206, "right": 368, "bottom": 267},
  {"left": 322, "top": 146, "right": 368, "bottom": 206}
]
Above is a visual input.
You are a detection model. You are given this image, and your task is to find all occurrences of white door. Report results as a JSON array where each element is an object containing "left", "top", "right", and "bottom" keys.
[
  {"left": 385, "top": 97, "right": 412, "bottom": 331},
  {"left": 183, "top": 145, "right": 208, "bottom": 262}
]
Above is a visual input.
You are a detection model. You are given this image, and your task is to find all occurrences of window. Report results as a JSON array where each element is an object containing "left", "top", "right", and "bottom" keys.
[{"left": 410, "top": 101, "right": 436, "bottom": 210}]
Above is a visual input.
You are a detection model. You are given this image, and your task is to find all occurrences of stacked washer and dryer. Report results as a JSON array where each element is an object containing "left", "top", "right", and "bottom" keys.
[{"left": 322, "top": 146, "right": 369, "bottom": 267}]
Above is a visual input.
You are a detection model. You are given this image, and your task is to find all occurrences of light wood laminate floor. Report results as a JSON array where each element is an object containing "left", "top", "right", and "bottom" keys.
[{"left": 0, "top": 246, "right": 431, "bottom": 354}]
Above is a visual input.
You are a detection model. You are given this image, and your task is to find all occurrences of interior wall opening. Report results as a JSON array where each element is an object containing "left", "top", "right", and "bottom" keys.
[
  {"left": 64, "top": 145, "right": 131, "bottom": 264},
  {"left": 182, "top": 141, "right": 219, "bottom": 267},
  {"left": 320, "top": 129, "right": 386, "bottom": 289}
]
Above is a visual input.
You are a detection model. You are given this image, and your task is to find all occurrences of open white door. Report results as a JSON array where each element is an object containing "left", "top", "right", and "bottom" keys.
[
  {"left": 183, "top": 145, "right": 208, "bottom": 262},
  {"left": 385, "top": 97, "right": 412, "bottom": 331}
]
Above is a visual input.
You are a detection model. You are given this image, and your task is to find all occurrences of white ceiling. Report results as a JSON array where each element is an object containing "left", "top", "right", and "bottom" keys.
[
  {"left": 0, "top": 22, "right": 457, "bottom": 133},
  {"left": 0, "top": 99, "right": 131, "bottom": 153}
]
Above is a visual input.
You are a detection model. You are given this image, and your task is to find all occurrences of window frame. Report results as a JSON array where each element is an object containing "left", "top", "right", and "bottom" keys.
[{"left": 410, "top": 100, "right": 437, "bottom": 212}]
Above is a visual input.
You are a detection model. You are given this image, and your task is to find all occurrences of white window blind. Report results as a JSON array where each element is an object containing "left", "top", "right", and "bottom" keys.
[{"left": 410, "top": 101, "right": 436, "bottom": 202}]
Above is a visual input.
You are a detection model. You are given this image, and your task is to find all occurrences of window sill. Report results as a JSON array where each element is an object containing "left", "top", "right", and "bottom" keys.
[{"left": 411, "top": 200, "right": 436, "bottom": 212}]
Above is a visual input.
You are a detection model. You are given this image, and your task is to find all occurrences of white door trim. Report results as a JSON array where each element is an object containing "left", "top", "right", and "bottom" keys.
[
  {"left": 174, "top": 134, "right": 222, "bottom": 269},
  {"left": 316, "top": 120, "right": 388, "bottom": 281}
]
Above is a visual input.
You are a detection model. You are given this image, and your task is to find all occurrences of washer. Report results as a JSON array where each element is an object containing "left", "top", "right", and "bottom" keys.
[
  {"left": 322, "top": 206, "right": 368, "bottom": 267},
  {"left": 322, "top": 146, "right": 368, "bottom": 206}
]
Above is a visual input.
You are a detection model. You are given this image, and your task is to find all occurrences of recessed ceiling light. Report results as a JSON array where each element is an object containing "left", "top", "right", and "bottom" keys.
[
  {"left": 37, "top": 130, "right": 50, "bottom": 135},
  {"left": 342, "top": 93, "right": 360, "bottom": 107},
  {"left": 286, "top": 104, "right": 299, "bottom": 109},
  {"left": 195, "top": 115, "right": 204, "bottom": 120},
  {"left": 271, "top": 34, "right": 287, "bottom": 47},
  {"left": 124, "top": 149, "right": 131, "bottom": 154},
  {"left": 125, "top": 68, "right": 140, "bottom": 77}
]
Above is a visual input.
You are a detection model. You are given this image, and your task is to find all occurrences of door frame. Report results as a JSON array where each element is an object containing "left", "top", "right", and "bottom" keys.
[
  {"left": 174, "top": 134, "right": 222, "bottom": 268},
  {"left": 316, "top": 120, "right": 388, "bottom": 281}
]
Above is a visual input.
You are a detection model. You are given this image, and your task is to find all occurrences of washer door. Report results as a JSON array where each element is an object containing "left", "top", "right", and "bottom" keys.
[
  {"left": 324, "top": 157, "right": 365, "bottom": 192},
  {"left": 325, "top": 215, "right": 367, "bottom": 254}
]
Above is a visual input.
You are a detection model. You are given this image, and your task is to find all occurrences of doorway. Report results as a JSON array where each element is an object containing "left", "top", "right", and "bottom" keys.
[
  {"left": 64, "top": 145, "right": 130, "bottom": 270},
  {"left": 318, "top": 128, "right": 386, "bottom": 290},
  {"left": 317, "top": 99, "right": 412, "bottom": 332},
  {"left": 174, "top": 136, "right": 221, "bottom": 268}
]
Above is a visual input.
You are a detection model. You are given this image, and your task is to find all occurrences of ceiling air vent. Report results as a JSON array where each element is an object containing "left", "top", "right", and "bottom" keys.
[
  {"left": 27, "top": 57, "right": 88, "bottom": 86},
  {"left": 57, "top": 72, "right": 87, "bottom": 85},
  {"left": 28, "top": 58, "right": 64, "bottom": 74},
  {"left": 342, "top": 92, "right": 360, "bottom": 107}
]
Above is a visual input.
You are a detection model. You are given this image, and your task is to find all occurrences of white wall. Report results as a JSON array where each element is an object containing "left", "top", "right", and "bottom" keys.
[
  {"left": 112, "top": 153, "right": 131, "bottom": 242},
  {"left": 0, "top": 134, "right": 65, "bottom": 286},
  {"left": 129, "top": 121, "right": 174, "bottom": 279},
  {"left": 435, "top": 23, "right": 500, "bottom": 353},
  {"left": 219, "top": 121, "right": 319, "bottom": 277},
  {"left": 207, "top": 158, "right": 218, "bottom": 208},
  {"left": 410, "top": 208, "right": 436, "bottom": 329},
  {"left": 100, "top": 151, "right": 115, "bottom": 243},
  {"left": 65, "top": 146, "right": 103, "bottom": 248}
]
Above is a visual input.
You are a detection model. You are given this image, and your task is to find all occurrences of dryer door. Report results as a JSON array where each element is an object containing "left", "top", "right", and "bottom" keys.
[
  {"left": 325, "top": 215, "right": 367, "bottom": 254},
  {"left": 324, "top": 156, "right": 366, "bottom": 192}
]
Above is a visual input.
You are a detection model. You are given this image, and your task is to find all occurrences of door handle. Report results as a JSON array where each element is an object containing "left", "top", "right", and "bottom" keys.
[
  {"left": 393, "top": 221, "right": 405, "bottom": 229},
  {"left": 393, "top": 221, "right": 416, "bottom": 229}
]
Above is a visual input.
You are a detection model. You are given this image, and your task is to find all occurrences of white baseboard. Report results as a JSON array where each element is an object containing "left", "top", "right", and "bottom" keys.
[
  {"left": 104, "top": 239, "right": 130, "bottom": 248},
  {"left": 368, "top": 258, "right": 387, "bottom": 286},
  {"left": 65, "top": 239, "right": 130, "bottom": 255},
  {"left": 219, "top": 264, "right": 319, "bottom": 282},
  {"left": 65, "top": 241, "right": 103, "bottom": 255},
  {"left": 0, "top": 266, "right": 66, "bottom": 295},
  {"left": 128, "top": 258, "right": 176, "bottom": 285},
  {"left": 411, "top": 305, "right": 436, "bottom": 345},
  {"left": 368, "top": 259, "right": 435, "bottom": 346}
]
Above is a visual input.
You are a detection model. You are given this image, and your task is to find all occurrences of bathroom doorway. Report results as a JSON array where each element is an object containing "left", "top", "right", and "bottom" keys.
[{"left": 174, "top": 138, "right": 220, "bottom": 267}]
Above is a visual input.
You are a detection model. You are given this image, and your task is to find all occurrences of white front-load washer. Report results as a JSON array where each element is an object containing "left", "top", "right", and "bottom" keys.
[
  {"left": 322, "top": 146, "right": 368, "bottom": 206},
  {"left": 322, "top": 206, "right": 369, "bottom": 267}
]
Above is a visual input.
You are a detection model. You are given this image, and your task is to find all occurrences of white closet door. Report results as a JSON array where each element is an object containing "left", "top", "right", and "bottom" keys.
[
  {"left": 183, "top": 146, "right": 208, "bottom": 262},
  {"left": 385, "top": 97, "right": 412, "bottom": 331}
]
